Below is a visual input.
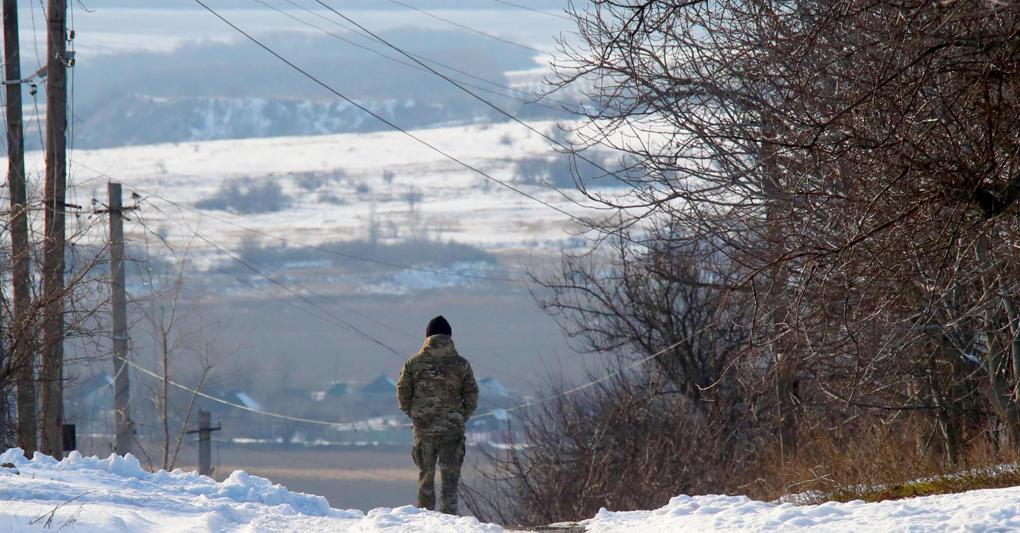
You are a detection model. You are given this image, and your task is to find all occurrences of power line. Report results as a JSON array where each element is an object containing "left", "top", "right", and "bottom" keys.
[
  {"left": 71, "top": 165, "right": 529, "bottom": 284},
  {"left": 139, "top": 193, "right": 542, "bottom": 379},
  {"left": 499, "top": 337, "right": 694, "bottom": 416},
  {"left": 143, "top": 198, "right": 411, "bottom": 358},
  {"left": 122, "top": 329, "right": 705, "bottom": 428},
  {"left": 267, "top": 0, "right": 601, "bottom": 212},
  {"left": 156, "top": 193, "right": 527, "bottom": 283},
  {"left": 260, "top": 0, "right": 576, "bottom": 112},
  {"left": 313, "top": 0, "right": 629, "bottom": 208},
  {"left": 486, "top": 0, "right": 571, "bottom": 20},
  {"left": 114, "top": 208, "right": 720, "bottom": 429},
  {"left": 191, "top": 0, "right": 585, "bottom": 226},
  {"left": 74, "top": 164, "right": 538, "bottom": 381},
  {"left": 385, "top": 0, "right": 545, "bottom": 54},
  {"left": 120, "top": 353, "right": 405, "bottom": 429}
]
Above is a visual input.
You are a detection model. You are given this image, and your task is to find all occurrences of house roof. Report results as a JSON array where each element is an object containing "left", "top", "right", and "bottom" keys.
[
  {"left": 220, "top": 390, "right": 262, "bottom": 411},
  {"left": 327, "top": 382, "right": 352, "bottom": 396},
  {"left": 361, "top": 375, "right": 397, "bottom": 395},
  {"left": 72, "top": 373, "right": 114, "bottom": 399},
  {"left": 478, "top": 377, "right": 513, "bottom": 398}
]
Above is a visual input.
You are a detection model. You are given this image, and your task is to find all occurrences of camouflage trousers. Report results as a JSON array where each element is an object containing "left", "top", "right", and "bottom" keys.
[{"left": 412, "top": 432, "right": 466, "bottom": 514}]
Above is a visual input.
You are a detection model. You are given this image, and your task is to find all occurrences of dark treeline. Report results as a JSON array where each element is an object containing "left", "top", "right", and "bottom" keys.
[{"left": 467, "top": 0, "right": 1020, "bottom": 526}]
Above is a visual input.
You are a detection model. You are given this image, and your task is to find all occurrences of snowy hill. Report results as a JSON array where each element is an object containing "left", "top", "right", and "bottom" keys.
[
  {"left": 56, "top": 120, "right": 597, "bottom": 265},
  {"left": 3, "top": 448, "right": 1020, "bottom": 532},
  {"left": 73, "top": 95, "right": 510, "bottom": 149}
]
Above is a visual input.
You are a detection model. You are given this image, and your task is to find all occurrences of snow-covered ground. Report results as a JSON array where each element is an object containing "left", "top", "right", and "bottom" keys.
[
  {"left": 36, "top": 120, "right": 594, "bottom": 269},
  {"left": 0, "top": 448, "right": 498, "bottom": 532},
  {"left": 2, "top": 447, "right": 1020, "bottom": 532},
  {"left": 582, "top": 491, "right": 1020, "bottom": 531}
]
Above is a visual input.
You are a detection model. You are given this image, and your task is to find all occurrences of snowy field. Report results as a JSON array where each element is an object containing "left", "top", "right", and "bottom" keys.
[
  {"left": 33, "top": 119, "right": 595, "bottom": 271},
  {"left": 2, "top": 448, "right": 1020, "bottom": 532}
]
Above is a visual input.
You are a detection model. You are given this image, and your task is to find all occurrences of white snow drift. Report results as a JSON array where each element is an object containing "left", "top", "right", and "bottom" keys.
[{"left": 1, "top": 447, "right": 1019, "bottom": 531}]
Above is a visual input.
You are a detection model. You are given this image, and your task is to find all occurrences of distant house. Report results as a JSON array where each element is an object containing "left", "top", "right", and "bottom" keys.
[
  {"left": 312, "top": 382, "right": 352, "bottom": 401},
  {"left": 478, "top": 377, "right": 512, "bottom": 399},
  {"left": 71, "top": 372, "right": 115, "bottom": 404},
  {"left": 205, "top": 389, "right": 262, "bottom": 413},
  {"left": 65, "top": 372, "right": 115, "bottom": 433},
  {"left": 327, "top": 382, "right": 352, "bottom": 397},
  {"left": 361, "top": 374, "right": 397, "bottom": 396},
  {"left": 224, "top": 390, "right": 262, "bottom": 410}
]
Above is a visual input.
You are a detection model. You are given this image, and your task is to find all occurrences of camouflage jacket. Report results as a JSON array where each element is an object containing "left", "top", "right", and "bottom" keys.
[{"left": 397, "top": 334, "right": 479, "bottom": 436}]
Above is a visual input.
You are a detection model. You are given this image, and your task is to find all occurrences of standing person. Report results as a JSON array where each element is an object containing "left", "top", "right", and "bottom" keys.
[{"left": 397, "top": 315, "right": 479, "bottom": 514}]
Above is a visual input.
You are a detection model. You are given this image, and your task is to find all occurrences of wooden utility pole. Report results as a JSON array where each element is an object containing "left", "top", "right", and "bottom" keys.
[
  {"left": 3, "top": 0, "right": 37, "bottom": 455},
  {"left": 40, "top": 0, "right": 68, "bottom": 458},
  {"left": 188, "top": 410, "right": 220, "bottom": 477},
  {"left": 108, "top": 182, "right": 134, "bottom": 455}
]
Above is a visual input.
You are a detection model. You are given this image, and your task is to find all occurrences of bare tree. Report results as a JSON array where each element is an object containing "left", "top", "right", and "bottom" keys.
[
  {"left": 550, "top": 0, "right": 1020, "bottom": 449},
  {"left": 130, "top": 230, "right": 217, "bottom": 472},
  {"left": 468, "top": 1, "right": 1020, "bottom": 524}
]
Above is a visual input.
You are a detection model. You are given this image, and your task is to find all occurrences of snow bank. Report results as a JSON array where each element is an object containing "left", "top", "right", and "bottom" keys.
[
  {"left": 0, "top": 448, "right": 330, "bottom": 516},
  {"left": 0, "top": 448, "right": 498, "bottom": 532},
  {"left": 583, "top": 491, "right": 1020, "bottom": 532}
]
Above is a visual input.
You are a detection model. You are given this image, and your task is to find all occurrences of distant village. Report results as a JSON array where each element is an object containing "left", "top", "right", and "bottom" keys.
[{"left": 65, "top": 372, "right": 521, "bottom": 454}]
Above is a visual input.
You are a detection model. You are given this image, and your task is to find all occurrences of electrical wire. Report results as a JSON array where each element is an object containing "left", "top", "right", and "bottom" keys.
[
  {"left": 486, "top": 0, "right": 571, "bottom": 20},
  {"left": 310, "top": 0, "right": 659, "bottom": 253},
  {"left": 256, "top": 0, "right": 574, "bottom": 113},
  {"left": 385, "top": 0, "right": 545, "bottom": 54},
  {"left": 152, "top": 192, "right": 528, "bottom": 284},
  {"left": 69, "top": 159, "right": 530, "bottom": 284},
  {"left": 192, "top": 1, "right": 586, "bottom": 226},
  {"left": 119, "top": 352, "right": 406, "bottom": 429},
  {"left": 140, "top": 193, "right": 543, "bottom": 380},
  {"left": 314, "top": 0, "right": 631, "bottom": 202},
  {"left": 144, "top": 199, "right": 411, "bottom": 358},
  {"left": 75, "top": 163, "right": 539, "bottom": 382},
  {"left": 283, "top": 0, "right": 575, "bottom": 108},
  {"left": 120, "top": 327, "right": 706, "bottom": 428}
]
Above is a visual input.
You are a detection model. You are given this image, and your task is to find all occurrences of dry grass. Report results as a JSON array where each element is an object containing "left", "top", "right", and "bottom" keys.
[
  {"left": 750, "top": 424, "right": 1020, "bottom": 505},
  {"left": 831, "top": 468, "right": 1020, "bottom": 503}
]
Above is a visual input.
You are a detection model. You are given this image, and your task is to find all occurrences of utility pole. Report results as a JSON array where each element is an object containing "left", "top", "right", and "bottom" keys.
[
  {"left": 3, "top": 0, "right": 36, "bottom": 455},
  {"left": 187, "top": 410, "right": 220, "bottom": 477},
  {"left": 40, "top": 0, "right": 68, "bottom": 458},
  {"left": 107, "top": 182, "right": 134, "bottom": 455}
]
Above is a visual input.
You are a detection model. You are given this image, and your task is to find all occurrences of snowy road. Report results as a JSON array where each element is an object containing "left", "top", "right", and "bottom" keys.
[{"left": 1, "top": 448, "right": 1019, "bottom": 531}]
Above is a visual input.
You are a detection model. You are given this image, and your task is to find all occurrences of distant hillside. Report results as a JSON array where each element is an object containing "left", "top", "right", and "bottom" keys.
[
  {"left": 68, "top": 94, "right": 566, "bottom": 149},
  {"left": 22, "top": 29, "right": 570, "bottom": 149}
]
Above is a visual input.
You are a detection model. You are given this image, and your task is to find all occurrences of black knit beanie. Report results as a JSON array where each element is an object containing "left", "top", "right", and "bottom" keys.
[{"left": 426, "top": 315, "right": 452, "bottom": 338}]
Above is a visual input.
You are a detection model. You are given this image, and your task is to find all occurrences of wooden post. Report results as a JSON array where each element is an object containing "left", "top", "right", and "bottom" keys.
[
  {"left": 188, "top": 410, "right": 220, "bottom": 477},
  {"left": 3, "top": 0, "right": 37, "bottom": 455},
  {"left": 198, "top": 410, "right": 211, "bottom": 476},
  {"left": 40, "top": 0, "right": 68, "bottom": 458},
  {"left": 109, "top": 182, "right": 133, "bottom": 455}
]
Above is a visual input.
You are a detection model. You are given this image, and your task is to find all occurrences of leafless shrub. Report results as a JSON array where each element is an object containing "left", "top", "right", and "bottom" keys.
[
  {"left": 195, "top": 178, "right": 291, "bottom": 214},
  {"left": 464, "top": 371, "right": 751, "bottom": 527},
  {"left": 292, "top": 169, "right": 345, "bottom": 192},
  {"left": 465, "top": 234, "right": 763, "bottom": 525}
]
